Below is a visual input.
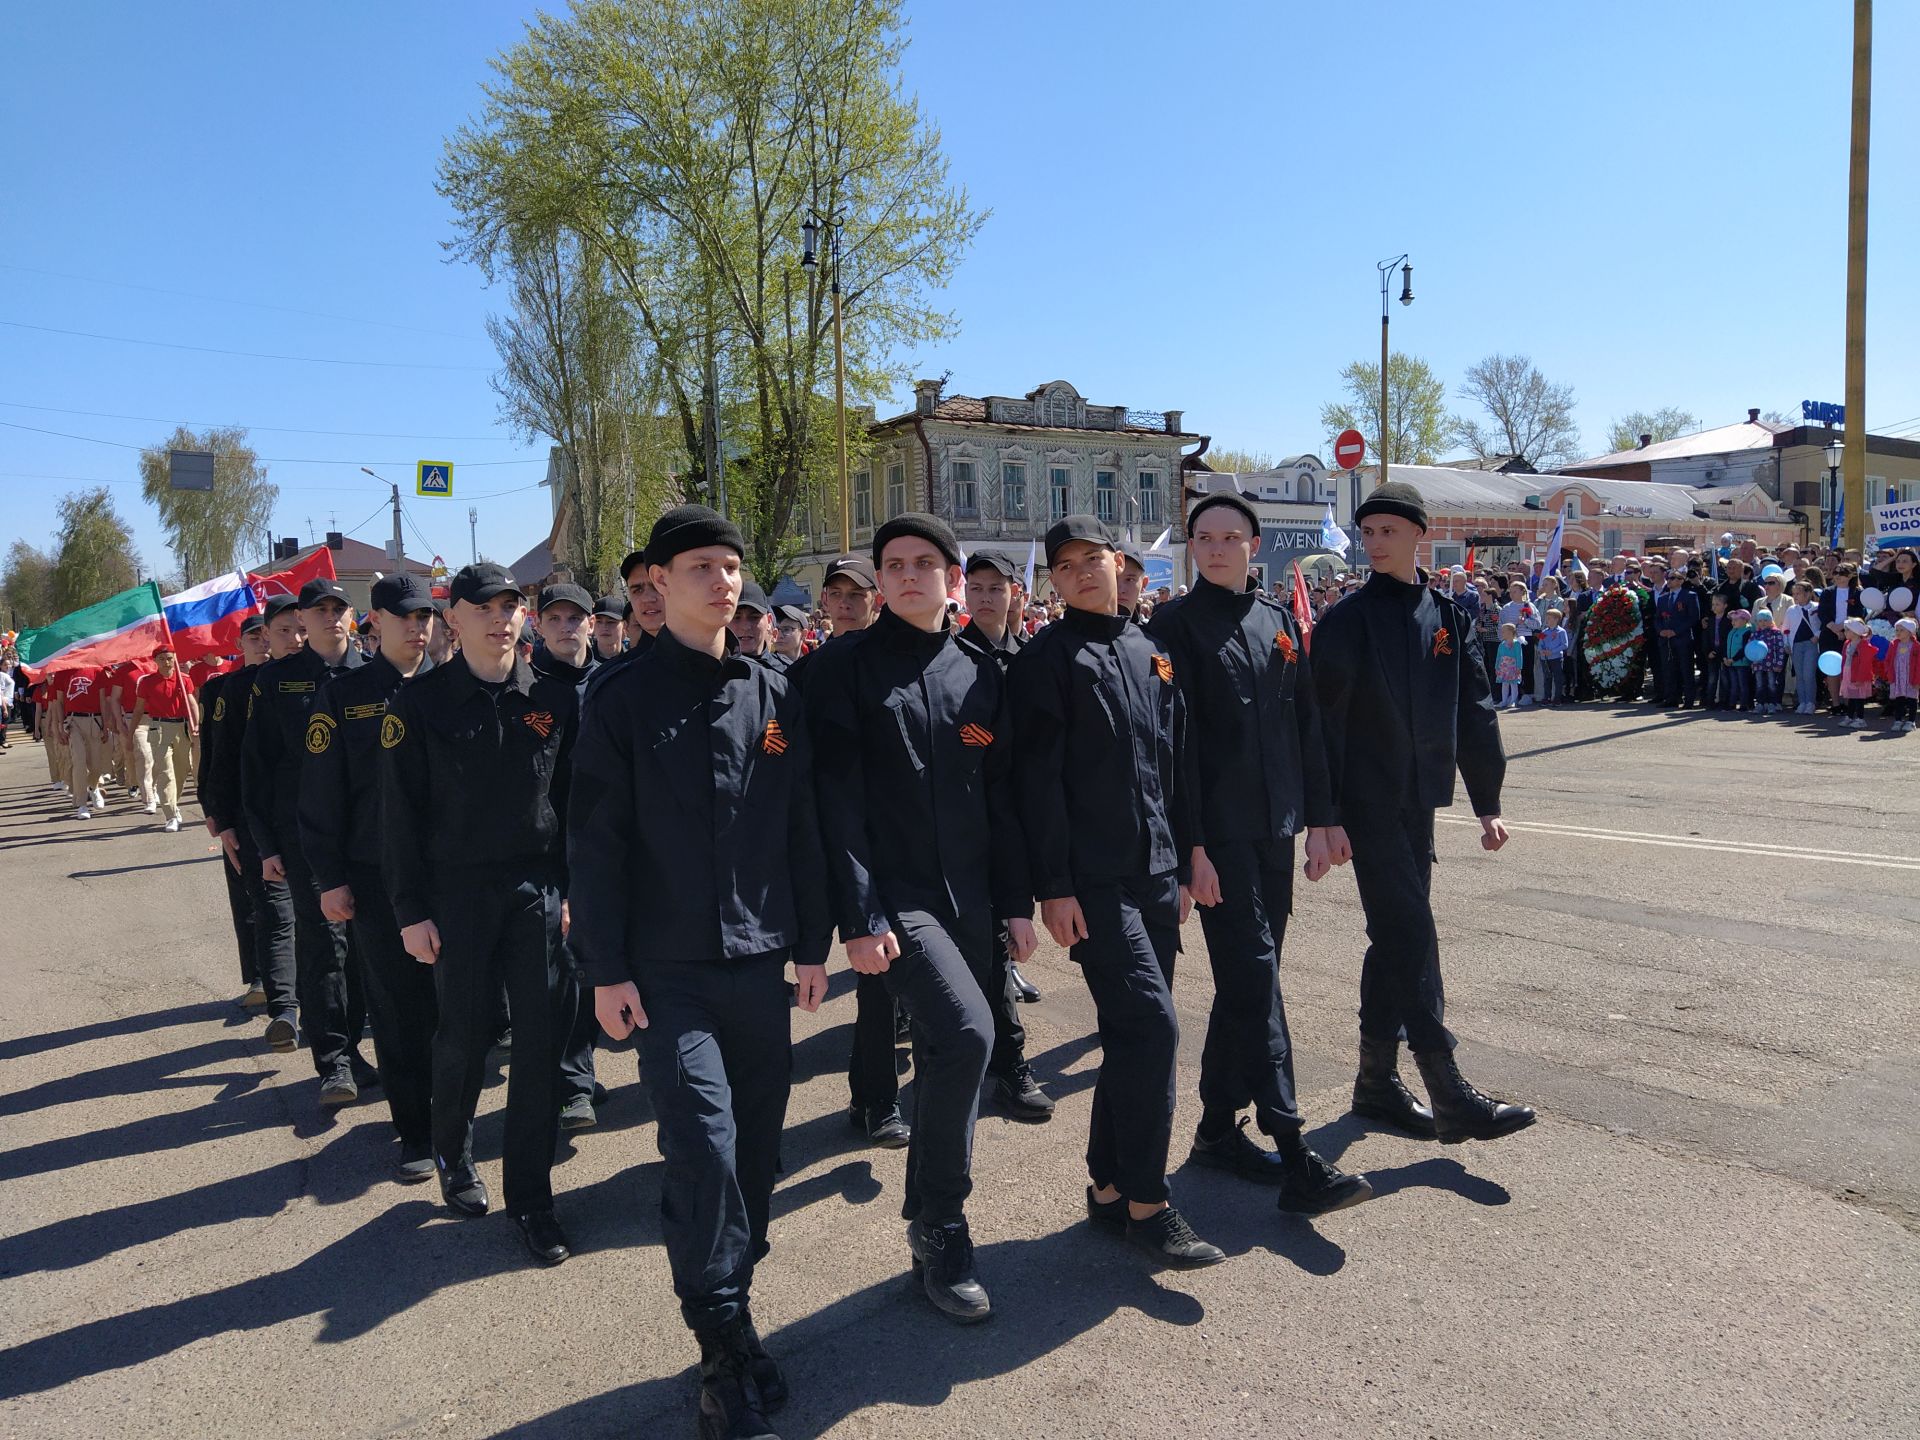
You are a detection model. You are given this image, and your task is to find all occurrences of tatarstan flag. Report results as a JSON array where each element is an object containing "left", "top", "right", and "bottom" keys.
[{"left": 14, "top": 582, "right": 171, "bottom": 678}]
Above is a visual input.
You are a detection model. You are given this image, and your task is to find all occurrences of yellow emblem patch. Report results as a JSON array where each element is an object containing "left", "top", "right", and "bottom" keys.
[
  {"left": 212, "top": 696, "right": 226, "bottom": 722},
  {"left": 305, "top": 713, "right": 336, "bottom": 755},
  {"left": 380, "top": 712, "right": 407, "bottom": 749}
]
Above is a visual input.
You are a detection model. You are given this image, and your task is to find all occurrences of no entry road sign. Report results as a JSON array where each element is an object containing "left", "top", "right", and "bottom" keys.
[{"left": 1333, "top": 429, "right": 1366, "bottom": 471}]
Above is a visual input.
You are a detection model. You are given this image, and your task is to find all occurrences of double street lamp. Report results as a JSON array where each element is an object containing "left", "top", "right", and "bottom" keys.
[
  {"left": 1375, "top": 254, "right": 1414, "bottom": 488},
  {"left": 800, "top": 210, "right": 851, "bottom": 554}
]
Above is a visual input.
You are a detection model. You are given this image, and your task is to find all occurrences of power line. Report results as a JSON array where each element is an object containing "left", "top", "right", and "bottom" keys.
[
  {"left": 0, "top": 417, "right": 542, "bottom": 467},
  {"left": 0, "top": 399, "right": 512, "bottom": 442},
  {"left": 0, "top": 318, "right": 492, "bottom": 372}
]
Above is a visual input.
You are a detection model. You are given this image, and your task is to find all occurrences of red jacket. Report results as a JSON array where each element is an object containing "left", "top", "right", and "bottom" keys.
[
  {"left": 1880, "top": 637, "right": 1919, "bottom": 687},
  {"left": 1843, "top": 638, "right": 1878, "bottom": 685}
]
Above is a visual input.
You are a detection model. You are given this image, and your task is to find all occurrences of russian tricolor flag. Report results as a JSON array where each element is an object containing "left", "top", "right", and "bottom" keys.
[{"left": 161, "top": 572, "right": 258, "bottom": 662}]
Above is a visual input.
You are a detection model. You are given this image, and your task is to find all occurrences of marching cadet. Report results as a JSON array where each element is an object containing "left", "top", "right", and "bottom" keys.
[
  {"left": 590, "top": 592, "right": 627, "bottom": 663},
  {"left": 1147, "top": 491, "right": 1372, "bottom": 1215},
  {"left": 1311, "top": 481, "right": 1537, "bottom": 1144},
  {"left": 130, "top": 646, "right": 199, "bottom": 832},
  {"left": 570, "top": 505, "right": 831, "bottom": 1440},
  {"left": 807, "top": 514, "right": 1038, "bottom": 1324},
  {"left": 1009, "top": 515, "right": 1225, "bottom": 1268},
  {"left": 244, "top": 578, "right": 372, "bottom": 1107},
  {"left": 1117, "top": 543, "right": 1150, "bottom": 622},
  {"left": 769, "top": 604, "right": 808, "bottom": 667},
  {"left": 60, "top": 664, "right": 112, "bottom": 818},
  {"left": 528, "top": 581, "right": 605, "bottom": 1131},
  {"left": 380, "top": 562, "right": 579, "bottom": 1265},
  {"left": 426, "top": 609, "right": 456, "bottom": 666},
  {"left": 581, "top": 550, "right": 667, "bottom": 706},
  {"left": 954, "top": 551, "right": 1053, "bottom": 1115},
  {"left": 199, "top": 618, "right": 268, "bottom": 1011},
  {"left": 727, "top": 580, "right": 774, "bottom": 662},
  {"left": 298, "top": 574, "right": 443, "bottom": 1184}
]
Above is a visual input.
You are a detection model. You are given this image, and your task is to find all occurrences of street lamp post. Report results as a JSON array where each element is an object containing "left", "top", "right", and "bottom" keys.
[
  {"left": 801, "top": 211, "right": 851, "bottom": 554},
  {"left": 1825, "top": 437, "right": 1844, "bottom": 550},
  {"left": 1375, "top": 255, "right": 1413, "bottom": 489}
]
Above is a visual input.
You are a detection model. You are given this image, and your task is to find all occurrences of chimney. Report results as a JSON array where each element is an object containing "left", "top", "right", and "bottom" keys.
[
  {"left": 1638, "top": 433, "right": 1652, "bottom": 449},
  {"left": 1747, "top": 408, "right": 1760, "bottom": 424},
  {"left": 1163, "top": 410, "right": 1184, "bottom": 434},
  {"left": 912, "top": 378, "right": 943, "bottom": 416}
]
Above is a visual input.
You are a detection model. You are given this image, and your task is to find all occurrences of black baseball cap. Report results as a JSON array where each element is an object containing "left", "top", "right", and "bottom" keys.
[
  {"left": 298, "top": 577, "right": 351, "bottom": 609},
  {"left": 240, "top": 613, "right": 268, "bottom": 635},
  {"left": 965, "top": 552, "right": 1017, "bottom": 580},
  {"left": 448, "top": 562, "right": 519, "bottom": 605},
  {"left": 372, "top": 573, "right": 441, "bottom": 616},
  {"left": 261, "top": 594, "right": 301, "bottom": 621},
  {"left": 537, "top": 582, "right": 594, "bottom": 616},
  {"left": 822, "top": 554, "right": 877, "bottom": 590},
  {"left": 1044, "top": 515, "right": 1115, "bottom": 568},
  {"left": 774, "top": 604, "right": 808, "bottom": 626},
  {"left": 1118, "top": 543, "right": 1149, "bottom": 574},
  {"left": 735, "top": 580, "right": 770, "bottom": 615},
  {"left": 593, "top": 593, "right": 626, "bottom": 620}
]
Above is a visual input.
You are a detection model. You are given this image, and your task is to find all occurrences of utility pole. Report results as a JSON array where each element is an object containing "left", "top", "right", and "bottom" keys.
[
  {"left": 705, "top": 353, "right": 725, "bottom": 518},
  {"left": 1841, "top": 0, "right": 1871, "bottom": 550},
  {"left": 468, "top": 506, "right": 478, "bottom": 564}
]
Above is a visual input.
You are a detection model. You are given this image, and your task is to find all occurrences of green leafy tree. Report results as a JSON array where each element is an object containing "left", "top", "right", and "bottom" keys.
[
  {"left": 1204, "top": 447, "right": 1277, "bottom": 474},
  {"left": 439, "top": 0, "right": 986, "bottom": 583},
  {"left": 1605, "top": 407, "right": 1697, "bottom": 455},
  {"left": 51, "top": 489, "right": 141, "bottom": 612},
  {"left": 137, "top": 426, "right": 278, "bottom": 583},
  {"left": 3, "top": 539, "right": 57, "bottom": 630},
  {"left": 1449, "top": 353, "right": 1582, "bottom": 470},
  {"left": 1320, "top": 353, "right": 1448, "bottom": 466}
]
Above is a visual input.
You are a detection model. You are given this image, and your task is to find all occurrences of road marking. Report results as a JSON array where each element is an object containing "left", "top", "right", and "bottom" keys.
[{"left": 1435, "top": 815, "right": 1920, "bottom": 872}]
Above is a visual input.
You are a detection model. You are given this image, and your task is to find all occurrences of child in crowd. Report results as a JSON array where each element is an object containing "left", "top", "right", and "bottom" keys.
[
  {"left": 1838, "top": 617, "right": 1876, "bottom": 728},
  {"left": 1784, "top": 580, "right": 1822, "bottom": 715},
  {"left": 1752, "top": 609, "right": 1787, "bottom": 714},
  {"left": 1537, "top": 608, "right": 1570, "bottom": 705},
  {"left": 1495, "top": 622, "right": 1524, "bottom": 711},
  {"left": 1499, "top": 582, "right": 1542, "bottom": 709},
  {"left": 1474, "top": 587, "right": 1503, "bottom": 684},
  {"left": 1885, "top": 618, "right": 1919, "bottom": 732},
  {"left": 1724, "top": 608, "right": 1755, "bottom": 713},
  {"left": 1706, "top": 594, "right": 1731, "bottom": 710}
]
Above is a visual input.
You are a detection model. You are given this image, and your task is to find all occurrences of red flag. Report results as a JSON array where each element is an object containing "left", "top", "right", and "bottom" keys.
[
  {"left": 1289, "top": 560, "right": 1315, "bottom": 654},
  {"left": 1464, "top": 545, "right": 1477, "bottom": 573},
  {"left": 247, "top": 548, "right": 338, "bottom": 603}
]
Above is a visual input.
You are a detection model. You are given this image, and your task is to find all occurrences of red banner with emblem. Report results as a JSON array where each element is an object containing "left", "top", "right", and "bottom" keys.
[{"left": 246, "top": 549, "right": 339, "bottom": 603}]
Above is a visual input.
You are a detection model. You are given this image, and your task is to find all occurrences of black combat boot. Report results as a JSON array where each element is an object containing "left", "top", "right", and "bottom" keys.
[
  {"left": 1413, "top": 1047, "right": 1537, "bottom": 1144},
  {"left": 736, "top": 1306, "right": 787, "bottom": 1413},
  {"left": 1352, "top": 1036, "right": 1437, "bottom": 1138},
  {"left": 696, "top": 1320, "right": 780, "bottom": 1440}
]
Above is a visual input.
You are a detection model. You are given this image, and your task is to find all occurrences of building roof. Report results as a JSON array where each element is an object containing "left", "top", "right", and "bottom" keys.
[
  {"left": 1371, "top": 465, "right": 1709, "bottom": 522},
  {"left": 283, "top": 536, "right": 431, "bottom": 577},
  {"left": 1569, "top": 417, "right": 1786, "bottom": 470},
  {"left": 507, "top": 539, "right": 559, "bottom": 586},
  {"left": 871, "top": 391, "right": 1201, "bottom": 441}
]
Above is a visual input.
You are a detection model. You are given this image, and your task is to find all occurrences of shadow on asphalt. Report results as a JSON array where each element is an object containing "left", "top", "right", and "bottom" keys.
[
  {"left": 69, "top": 853, "right": 223, "bottom": 879},
  {"left": 0, "top": 997, "right": 237, "bottom": 1062}
]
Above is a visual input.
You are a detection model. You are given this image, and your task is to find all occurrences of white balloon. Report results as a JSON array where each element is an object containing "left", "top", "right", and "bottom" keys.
[
  {"left": 1861, "top": 587, "right": 1887, "bottom": 615},
  {"left": 1892, "top": 586, "right": 1916, "bottom": 613}
]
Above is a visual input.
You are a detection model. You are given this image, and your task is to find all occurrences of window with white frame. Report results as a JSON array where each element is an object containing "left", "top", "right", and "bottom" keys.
[
  {"left": 886, "top": 463, "right": 906, "bottom": 518},
  {"left": 1095, "top": 469, "right": 1117, "bottom": 524},
  {"left": 953, "top": 460, "right": 978, "bottom": 519},
  {"left": 1563, "top": 496, "right": 1580, "bottom": 520},
  {"left": 1002, "top": 461, "right": 1027, "bottom": 519},
  {"left": 1138, "top": 470, "right": 1162, "bottom": 525},
  {"left": 1432, "top": 541, "right": 1466, "bottom": 570},
  {"left": 853, "top": 470, "right": 873, "bottom": 529},
  {"left": 1049, "top": 466, "right": 1072, "bottom": 521}
]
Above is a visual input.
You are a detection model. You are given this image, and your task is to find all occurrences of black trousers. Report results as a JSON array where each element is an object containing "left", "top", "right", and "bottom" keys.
[
  {"left": 240, "top": 832, "right": 297, "bottom": 1022},
  {"left": 631, "top": 952, "right": 791, "bottom": 1334},
  {"left": 1072, "top": 872, "right": 1181, "bottom": 1206},
  {"left": 430, "top": 872, "right": 563, "bottom": 1217},
  {"left": 1347, "top": 810, "right": 1453, "bottom": 1055},
  {"left": 1195, "top": 836, "right": 1301, "bottom": 1139},
  {"left": 846, "top": 973, "right": 898, "bottom": 1113},
  {"left": 220, "top": 848, "right": 257, "bottom": 988},
  {"left": 882, "top": 911, "right": 993, "bottom": 1225},
  {"left": 556, "top": 950, "right": 598, "bottom": 1104},
  {"left": 286, "top": 848, "right": 363, "bottom": 1077},
  {"left": 1657, "top": 636, "right": 1697, "bottom": 705},
  {"left": 347, "top": 864, "right": 437, "bottom": 1148},
  {"left": 984, "top": 924, "right": 1027, "bottom": 1077}
]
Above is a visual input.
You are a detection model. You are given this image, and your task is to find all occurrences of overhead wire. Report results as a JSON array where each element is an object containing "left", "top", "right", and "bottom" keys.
[
  {"left": 0, "top": 417, "right": 541, "bottom": 467},
  {"left": 0, "top": 318, "right": 492, "bottom": 372},
  {"left": 0, "top": 399, "right": 509, "bottom": 442}
]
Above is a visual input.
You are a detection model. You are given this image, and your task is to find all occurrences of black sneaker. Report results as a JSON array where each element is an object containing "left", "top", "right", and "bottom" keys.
[
  {"left": 697, "top": 1322, "right": 780, "bottom": 1440},
  {"left": 989, "top": 1062, "right": 1055, "bottom": 1122},
  {"left": 737, "top": 1306, "right": 788, "bottom": 1413},
  {"left": 317, "top": 1067, "right": 358, "bottom": 1108},
  {"left": 559, "top": 1095, "right": 597, "bottom": 1130},
  {"left": 1085, "top": 1186, "right": 1127, "bottom": 1233},
  {"left": 264, "top": 1015, "right": 298, "bottom": 1053},
  {"left": 1009, "top": 963, "right": 1041, "bottom": 1003},
  {"left": 395, "top": 1140, "right": 435, "bottom": 1185},
  {"left": 907, "top": 1218, "right": 992, "bottom": 1324},
  {"left": 1275, "top": 1147, "right": 1373, "bottom": 1216},
  {"left": 439, "top": 1166, "right": 490, "bottom": 1217},
  {"left": 850, "top": 1104, "right": 911, "bottom": 1149},
  {"left": 893, "top": 1004, "right": 912, "bottom": 1044},
  {"left": 349, "top": 1050, "right": 382, "bottom": 1091},
  {"left": 513, "top": 1209, "right": 571, "bottom": 1266},
  {"left": 1188, "top": 1117, "right": 1288, "bottom": 1184},
  {"left": 1125, "top": 1206, "right": 1225, "bottom": 1269}
]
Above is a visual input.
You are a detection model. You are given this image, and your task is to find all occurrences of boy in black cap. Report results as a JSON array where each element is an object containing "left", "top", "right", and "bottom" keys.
[
  {"left": 1011, "top": 515, "right": 1224, "bottom": 1268},
  {"left": 807, "top": 513, "right": 1038, "bottom": 1323},
  {"left": 299, "top": 573, "right": 442, "bottom": 1182},
  {"left": 590, "top": 592, "right": 627, "bottom": 663},
  {"left": 198, "top": 615, "right": 269, "bottom": 1010},
  {"left": 729, "top": 579, "right": 774, "bottom": 660},
  {"left": 570, "top": 504, "right": 831, "bottom": 1436},
  {"left": 1117, "top": 543, "right": 1151, "bottom": 622},
  {"left": 769, "top": 605, "right": 808, "bottom": 668},
  {"left": 380, "top": 562, "right": 581, "bottom": 1265},
  {"left": 243, "top": 577, "right": 372, "bottom": 1106},
  {"left": 1311, "top": 481, "right": 1536, "bottom": 1143},
  {"left": 1148, "top": 490, "right": 1371, "bottom": 1214}
]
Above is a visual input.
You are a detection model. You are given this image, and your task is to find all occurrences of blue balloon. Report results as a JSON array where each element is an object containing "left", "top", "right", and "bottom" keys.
[
  {"left": 1818, "top": 650, "right": 1844, "bottom": 677},
  {"left": 1871, "top": 636, "right": 1890, "bottom": 659},
  {"left": 1744, "top": 640, "right": 1768, "bottom": 663},
  {"left": 1759, "top": 563, "right": 1784, "bottom": 580}
]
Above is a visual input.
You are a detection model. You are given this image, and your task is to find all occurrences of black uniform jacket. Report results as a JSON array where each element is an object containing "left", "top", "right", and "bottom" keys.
[
  {"left": 1311, "top": 570, "right": 1505, "bottom": 825},
  {"left": 378, "top": 653, "right": 577, "bottom": 930},
  {"left": 805, "top": 607, "right": 1028, "bottom": 940},
  {"left": 299, "top": 653, "right": 424, "bottom": 894},
  {"left": 196, "top": 670, "right": 236, "bottom": 829},
  {"left": 566, "top": 626, "right": 832, "bottom": 984},
  {"left": 243, "top": 644, "right": 365, "bottom": 863},
  {"left": 1008, "top": 604, "right": 1194, "bottom": 900},
  {"left": 1147, "top": 576, "right": 1333, "bottom": 845},
  {"left": 756, "top": 650, "right": 794, "bottom": 675},
  {"left": 579, "top": 631, "right": 651, "bottom": 708},
  {"left": 530, "top": 643, "right": 596, "bottom": 700},
  {"left": 205, "top": 662, "right": 261, "bottom": 836},
  {"left": 954, "top": 618, "right": 1021, "bottom": 669}
]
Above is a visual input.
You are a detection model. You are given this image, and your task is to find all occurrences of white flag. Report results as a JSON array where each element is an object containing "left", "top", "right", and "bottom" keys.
[
  {"left": 1149, "top": 527, "right": 1172, "bottom": 554},
  {"left": 1320, "top": 503, "right": 1349, "bottom": 558},
  {"left": 1544, "top": 511, "right": 1566, "bottom": 575},
  {"left": 1023, "top": 538, "right": 1036, "bottom": 592}
]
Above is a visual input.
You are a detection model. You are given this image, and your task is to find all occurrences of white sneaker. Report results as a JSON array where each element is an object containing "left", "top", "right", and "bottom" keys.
[
  {"left": 75, "top": 806, "right": 91, "bottom": 819},
  {"left": 142, "top": 802, "right": 158, "bottom": 815},
  {"left": 88, "top": 788, "right": 106, "bottom": 809},
  {"left": 163, "top": 817, "right": 181, "bottom": 833}
]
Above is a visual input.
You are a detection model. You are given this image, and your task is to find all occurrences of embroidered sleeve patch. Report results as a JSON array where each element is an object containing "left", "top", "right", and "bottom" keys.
[
  {"left": 1274, "top": 631, "right": 1297, "bottom": 664},
  {"left": 343, "top": 701, "right": 386, "bottom": 721},
  {"left": 212, "top": 696, "right": 225, "bottom": 723},
  {"left": 380, "top": 713, "right": 407, "bottom": 749},
  {"left": 1151, "top": 654, "right": 1174, "bottom": 684},
  {"left": 762, "top": 718, "right": 788, "bottom": 756},
  {"left": 523, "top": 711, "right": 555, "bottom": 738},
  {"left": 1433, "top": 626, "right": 1454, "bottom": 658},
  {"left": 304, "top": 713, "right": 336, "bottom": 755},
  {"left": 277, "top": 679, "right": 316, "bottom": 693},
  {"left": 959, "top": 722, "right": 994, "bottom": 747}
]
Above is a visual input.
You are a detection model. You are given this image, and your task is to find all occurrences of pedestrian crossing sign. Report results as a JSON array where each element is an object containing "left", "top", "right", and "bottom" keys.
[{"left": 416, "top": 461, "right": 454, "bottom": 497}]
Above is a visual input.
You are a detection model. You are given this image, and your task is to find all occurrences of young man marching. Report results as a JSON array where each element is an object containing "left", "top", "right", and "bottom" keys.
[
  {"left": 199, "top": 616, "right": 269, "bottom": 1010},
  {"left": 808, "top": 514, "right": 1038, "bottom": 1323},
  {"left": 1010, "top": 515, "right": 1225, "bottom": 1269},
  {"left": 299, "top": 574, "right": 442, "bottom": 1184},
  {"left": 380, "top": 563, "right": 580, "bottom": 1266},
  {"left": 130, "top": 646, "right": 200, "bottom": 832},
  {"left": 570, "top": 505, "right": 831, "bottom": 1439},
  {"left": 1148, "top": 491, "right": 1371, "bottom": 1215},
  {"left": 1311, "top": 482, "right": 1536, "bottom": 1144}
]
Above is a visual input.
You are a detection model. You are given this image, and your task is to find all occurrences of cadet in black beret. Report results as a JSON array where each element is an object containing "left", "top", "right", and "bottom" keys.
[
  {"left": 1312, "top": 481, "right": 1535, "bottom": 1144},
  {"left": 1188, "top": 489, "right": 1261, "bottom": 536},
  {"left": 872, "top": 511, "right": 963, "bottom": 570}
]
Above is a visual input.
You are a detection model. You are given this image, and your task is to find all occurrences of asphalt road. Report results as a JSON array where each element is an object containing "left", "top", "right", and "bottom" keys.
[{"left": 2, "top": 702, "right": 1916, "bottom": 1439}]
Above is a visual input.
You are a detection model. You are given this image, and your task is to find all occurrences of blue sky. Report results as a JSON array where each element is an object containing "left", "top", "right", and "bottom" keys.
[{"left": 2, "top": 1, "right": 1914, "bottom": 585}]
